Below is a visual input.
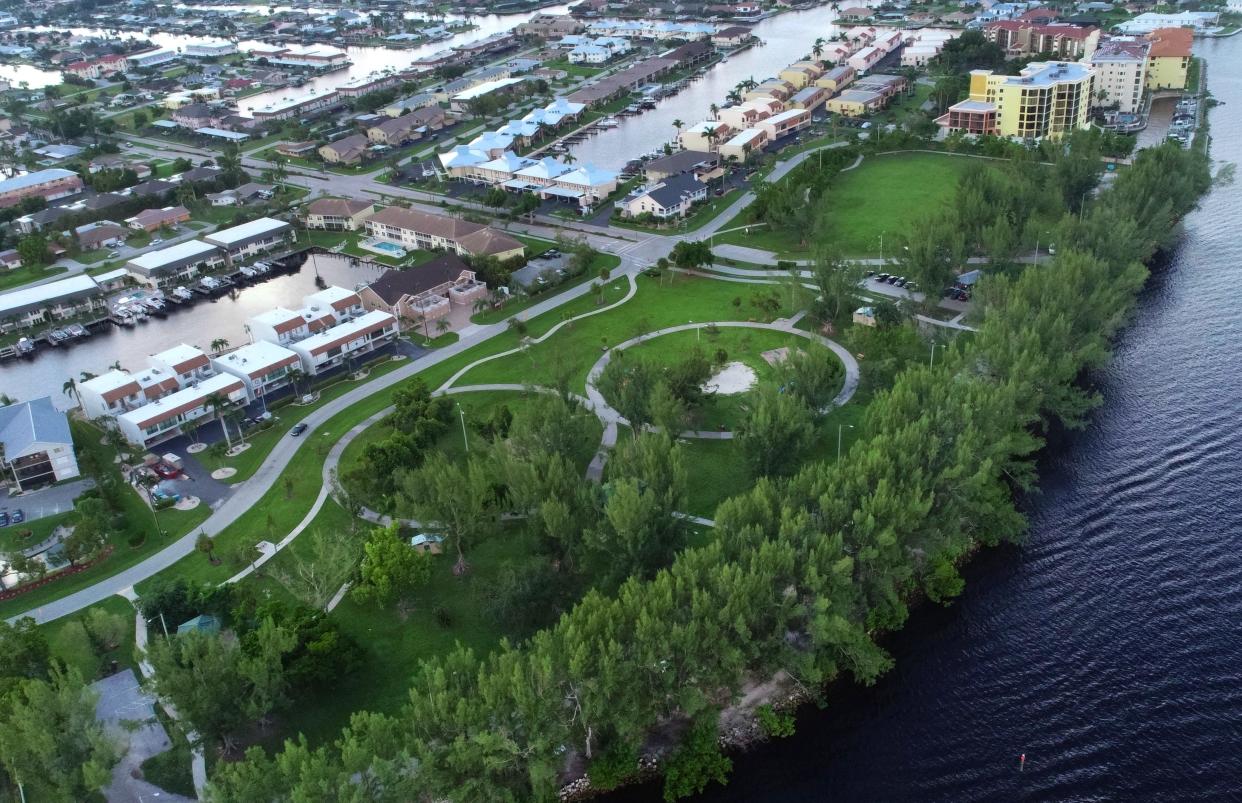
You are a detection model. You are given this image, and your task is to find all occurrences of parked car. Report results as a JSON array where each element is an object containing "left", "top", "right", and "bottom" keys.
[
  {"left": 10, "top": 509, "right": 23, "bottom": 524},
  {"left": 0, "top": 511, "right": 8, "bottom": 527},
  {"left": 290, "top": 423, "right": 308, "bottom": 437},
  {"left": 876, "top": 273, "right": 889, "bottom": 282},
  {"left": 151, "top": 238, "right": 164, "bottom": 245},
  {"left": 153, "top": 463, "right": 180, "bottom": 479},
  {"left": 151, "top": 488, "right": 181, "bottom": 504}
]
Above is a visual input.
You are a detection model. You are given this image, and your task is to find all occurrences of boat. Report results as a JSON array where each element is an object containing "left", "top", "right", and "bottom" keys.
[
  {"left": 49, "top": 328, "right": 69, "bottom": 344},
  {"left": 65, "top": 323, "right": 89, "bottom": 338},
  {"left": 172, "top": 286, "right": 194, "bottom": 302},
  {"left": 15, "top": 337, "right": 34, "bottom": 357},
  {"left": 598, "top": 117, "right": 619, "bottom": 128},
  {"left": 239, "top": 265, "right": 258, "bottom": 278}
]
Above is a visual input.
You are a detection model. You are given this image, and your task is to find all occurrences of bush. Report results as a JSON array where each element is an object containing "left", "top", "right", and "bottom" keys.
[
  {"left": 587, "top": 740, "right": 640, "bottom": 792},
  {"left": 756, "top": 704, "right": 795, "bottom": 739}
]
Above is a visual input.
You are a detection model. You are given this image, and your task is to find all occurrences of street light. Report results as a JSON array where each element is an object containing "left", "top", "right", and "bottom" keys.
[
  {"left": 837, "top": 423, "right": 854, "bottom": 461},
  {"left": 456, "top": 402, "right": 469, "bottom": 452},
  {"left": 929, "top": 342, "right": 945, "bottom": 368}
]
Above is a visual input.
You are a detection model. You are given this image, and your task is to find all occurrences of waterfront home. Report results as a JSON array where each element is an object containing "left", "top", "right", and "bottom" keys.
[
  {"left": 779, "top": 61, "right": 826, "bottom": 89},
  {"left": 643, "top": 150, "right": 719, "bottom": 182},
  {"left": 80, "top": 368, "right": 179, "bottom": 422},
  {"left": 364, "top": 207, "right": 525, "bottom": 261},
  {"left": 679, "top": 120, "right": 733, "bottom": 152},
  {"left": 211, "top": 340, "right": 302, "bottom": 402},
  {"left": 619, "top": 172, "right": 707, "bottom": 220},
  {"left": 116, "top": 371, "right": 247, "bottom": 449},
  {"left": 788, "top": 85, "right": 829, "bottom": 111},
  {"left": 203, "top": 218, "right": 293, "bottom": 266},
  {"left": 716, "top": 99, "right": 784, "bottom": 129},
  {"left": 0, "top": 274, "right": 106, "bottom": 332},
  {"left": 0, "top": 397, "right": 80, "bottom": 491},
  {"left": 304, "top": 198, "right": 375, "bottom": 231},
  {"left": 125, "top": 240, "right": 225, "bottom": 288},
  {"left": 358, "top": 254, "right": 486, "bottom": 326},
  {"left": 552, "top": 164, "right": 620, "bottom": 208},
  {"left": 744, "top": 79, "right": 797, "bottom": 103},
  {"left": 126, "top": 206, "right": 192, "bottom": 233},
  {"left": 712, "top": 25, "right": 755, "bottom": 47},
  {"left": 1145, "top": 27, "right": 1192, "bottom": 90},
  {"left": 286, "top": 309, "right": 400, "bottom": 374}
]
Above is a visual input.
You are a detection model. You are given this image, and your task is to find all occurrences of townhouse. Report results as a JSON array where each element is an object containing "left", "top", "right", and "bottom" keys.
[
  {"left": 303, "top": 198, "right": 375, "bottom": 231},
  {"left": 212, "top": 340, "right": 302, "bottom": 402},
  {"left": 203, "top": 217, "right": 293, "bottom": 266},
  {"left": 364, "top": 207, "right": 525, "bottom": 261}
]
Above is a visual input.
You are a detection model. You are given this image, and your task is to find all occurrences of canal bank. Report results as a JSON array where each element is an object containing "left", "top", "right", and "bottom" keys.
[
  {"left": 1, "top": 252, "right": 387, "bottom": 409},
  {"left": 606, "top": 35, "right": 1242, "bottom": 803}
]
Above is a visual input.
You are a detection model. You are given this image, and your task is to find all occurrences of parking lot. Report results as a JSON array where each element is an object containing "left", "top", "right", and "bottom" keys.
[
  {"left": 511, "top": 249, "right": 572, "bottom": 291},
  {"left": 2, "top": 478, "right": 95, "bottom": 524}
]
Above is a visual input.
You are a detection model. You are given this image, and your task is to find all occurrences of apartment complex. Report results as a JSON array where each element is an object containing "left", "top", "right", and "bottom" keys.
[
  {"left": 364, "top": 207, "right": 525, "bottom": 261},
  {"left": 937, "top": 62, "right": 1094, "bottom": 140},
  {"left": 0, "top": 169, "right": 83, "bottom": 208},
  {"left": 1089, "top": 38, "right": 1150, "bottom": 114}
]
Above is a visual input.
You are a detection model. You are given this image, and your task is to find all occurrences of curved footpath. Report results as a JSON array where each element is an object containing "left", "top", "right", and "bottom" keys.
[{"left": 12, "top": 256, "right": 648, "bottom": 625}]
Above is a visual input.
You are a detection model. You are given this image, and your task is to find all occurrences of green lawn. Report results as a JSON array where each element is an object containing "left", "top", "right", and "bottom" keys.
[
  {"left": 470, "top": 252, "right": 619, "bottom": 325},
  {"left": 42, "top": 596, "right": 136, "bottom": 680},
  {"left": 0, "top": 263, "right": 68, "bottom": 292}
]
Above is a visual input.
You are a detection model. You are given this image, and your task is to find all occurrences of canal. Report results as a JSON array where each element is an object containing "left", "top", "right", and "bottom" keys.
[
  {"left": 566, "top": 5, "right": 846, "bottom": 170},
  {"left": 611, "top": 36, "right": 1242, "bottom": 803},
  {"left": 2, "top": 253, "right": 386, "bottom": 410}
]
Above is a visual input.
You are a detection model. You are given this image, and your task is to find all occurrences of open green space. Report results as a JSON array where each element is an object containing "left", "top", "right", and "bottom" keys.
[
  {"left": 0, "top": 263, "right": 68, "bottom": 292},
  {"left": 41, "top": 596, "right": 136, "bottom": 680},
  {"left": 469, "top": 250, "right": 619, "bottom": 326}
]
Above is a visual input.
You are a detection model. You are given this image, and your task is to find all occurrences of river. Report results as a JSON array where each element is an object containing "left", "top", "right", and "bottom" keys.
[
  {"left": 567, "top": 6, "right": 846, "bottom": 169},
  {"left": 608, "top": 35, "right": 1242, "bottom": 803},
  {"left": 2, "top": 253, "right": 386, "bottom": 409}
]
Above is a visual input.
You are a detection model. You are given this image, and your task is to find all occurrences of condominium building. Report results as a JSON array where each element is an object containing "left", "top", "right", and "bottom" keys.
[
  {"left": 364, "top": 207, "right": 525, "bottom": 261},
  {"left": 285, "top": 309, "right": 399, "bottom": 374},
  {"left": 1089, "top": 38, "right": 1150, "bottom": 114},
  {"left": 211, "top": 340, "right": 302, "bottom": 401},
  {"left": 0, "top": 397, "right": 80, "bottom": 491},
  {"left": 1145, "top": 27, "right": 1193, "bottom": 91},
  {"left": 203, "top": 217, "right": 293, "bottom": 265},
  {"left": 0, "top": 169, "right": 83, "bottom": 208},
  {"left": 937, "top": 62, "right": 1094, "bottom": 140}
]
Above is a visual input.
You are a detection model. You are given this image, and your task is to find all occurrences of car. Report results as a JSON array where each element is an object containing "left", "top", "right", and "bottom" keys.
[
  {"left": 10, "top": 509, "right": 22, "bottom": 524},
  {"left": 886, "top": 275, "right": 900, "bottom": 285},
  {"left": 290, "top": 423, "right": 308, "bottom": 437},
  {"left": 905, "top": 281, "right": 919, "bottom": 291},
  {"left": 876, "top": 273, "right": 890, "bottom": 282},
  {"left": 895, "top": 278, "right": 907, "bottom": 288},
  {"left": 107, "top": 250, "right": 120, "bottom": 258},
  {"left": 0, "top": 511, "right": 8, "bottom": 527},
  {"left": 153, "top": 463, "right": 180, "bottom": 479},
  {"left": 151, "top": 238, "right": 164, "bottom": 245},
  {"left": 864, "top": 270, "right": 876, "bottom": 278},
  {"left": 151, "top": 488, "right": 181, "bottom": 504}
]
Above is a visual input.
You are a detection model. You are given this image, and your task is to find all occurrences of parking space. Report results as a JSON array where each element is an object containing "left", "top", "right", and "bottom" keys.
[
  {"left": 3, "top": 478, "right": 95, "bottom": 522},
  {"left": 511, "top": 250, "right": 571, "bottom": 291}
]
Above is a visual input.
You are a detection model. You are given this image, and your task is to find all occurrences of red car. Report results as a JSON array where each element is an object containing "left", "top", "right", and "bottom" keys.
[{"left": 153, "top": 463, "right": 181, "bottom": 479}]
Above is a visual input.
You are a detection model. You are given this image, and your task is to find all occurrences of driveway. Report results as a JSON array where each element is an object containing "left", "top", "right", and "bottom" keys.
[
  {"left": 3, "top": 478, "right": 94, "bottom": 521},
  {"left": 93, "top": 669, "right": 194, "bottom": 803}
]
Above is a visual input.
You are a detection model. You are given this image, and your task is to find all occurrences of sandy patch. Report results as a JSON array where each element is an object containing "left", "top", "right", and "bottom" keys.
[
  {"left": 175, "top": 496, "right": 201, "bottom": 511},
  {"left": 761, "top": 346, "right": 792, "bottom": 366},
  {"left": 186, "top": 442, "right": 208, "bottom": 454},
  {"left": 211, "top": 467, "right": 237, "bottom": 480},
  {"left": 225, "top": 443, "right": 252, "bottom": 457},
  {"left": 702, "top": 361, "right": 757, "bottom": 395}
]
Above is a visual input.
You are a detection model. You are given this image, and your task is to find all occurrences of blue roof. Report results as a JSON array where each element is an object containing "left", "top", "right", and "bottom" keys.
[
  {"left": 0, "top": 397, "right": 72, "bottom": 458},
  {"left": 0, "top": 168, "right": 77, "bottom": 194}
]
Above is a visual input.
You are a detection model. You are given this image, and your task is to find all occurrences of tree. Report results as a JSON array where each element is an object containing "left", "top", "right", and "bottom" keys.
[
  {"left": 811, "top": 251, "right": 865, "bottom": 324},
  {"left": 735, "top": 384, "right": 815, "bottom": 476},
  {"left": 0, "top": 618, "right": 50, "bottom": 682},
  {"left": 0, "top": 666, "right": 119, "bottom": 801},
  {"left": 595, "top": 356, "right": 659, "bottom": 430},
  {"left": 196, "top": 531, "right": 216, "bottom": 562},
  {"left": 352, "top": 523, "right": 432, "bottom": 608},
  {"left": 16, "top": 233, "right": 49, "bottom": 267},
  {"left": 239, "top": 617, "right": 297, "bottom": 728},
  {"left": 774, "top": 345, "right": 844, "bottom": 411},
  {"left": 272, "top": 527, "right": 362, "bottom": 610},
  {"left": 63, "top": 496, "right": 110, "bottom": 566},
  {"left": 397, "top": 454, "right": 497, "bottom": 576},
  {"left": 83, "top": 608, "right": 127, "bottom": 653},
  {"left": 144, "top": 630, "right": 250, "bottom": 752},
  {"left": 210, "top": 337, "right": 230, "bottom": 354},
  {"left": 61, "top": 377, "right": 78, "bottom": 404},
  {"left": 388, "top": 380, "right": 451, "bottom": 444},
  {"left": 669, "top": 240, "right": 713, "bottom": 272},
  {"left": 205, "top": 392, "right": 234, "bottom": 450},
  {"left": 661, "top": 716, "right": 731, "bottom": 801}
]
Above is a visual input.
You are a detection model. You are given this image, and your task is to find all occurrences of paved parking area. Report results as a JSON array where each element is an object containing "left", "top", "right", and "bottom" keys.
[{"left": 2, "top": 478, "right": 95, "bottom": 522}]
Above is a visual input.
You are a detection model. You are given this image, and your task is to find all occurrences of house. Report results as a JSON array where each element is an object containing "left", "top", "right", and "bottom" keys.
[
  {"left": 358, "top": 253, "right": 487, "bottom": 325},
  {"left": 0, "top": 397, "right": 80, "bottom": 491},
  {"left": 75, "top": 221, "right": 129, "bottom": 250},
  {"left": 0, "top": 169, "right": 83, "bottom": 208},
  {"left": 644, "top": 150, "right": 719, "bottom": 182},
  {"left": 712, "top": 26, "right": 754, "bottom": 47},
  {"left": 203, "top": 217, "right": 293, "bottom": 265},
  {"left": 367, "top": 111, "right": 428, "bottom": 147},
  {"left": 304, "top": 198, "right": 375, "bottom": 231},
  {"left": 717, "top": 98, "right": 784, "bottom": 129},
  {"left": 126, "top": 205, "right": 191, "bottom": 233},
  {"left": 364, "top": 207, "right": 525, "bottom": 261},
  {"left": 171, "top": 102, "right": 218, "bottom": 129},
  {"left": 788, "top": 85, "right": 829, "bottom": 111},
  {"left": 286, "top": 309, "right": 400, "bottom": 374},
  {"left": 826, "top": 89, "right": 887, "bottom": 117},
  {"left": 275, "top": 141, "right": 318, "bottom": 158},
  {"left": 744, "top": 79, "right": 797, "bottom": 102},
  {"left": 619, "top": 172, "right": 707, "bottom": 220},
  {"left": 0, "top": 249, "right": 19, "bottom": 269},
  {"left": 129, "top": 179, "right": 176, "bottom": 199},
  {"left": 319, "top": 133, "right": 370, "bottom": 165},
  {"left": 779, "top": 61, "right": 825, "bottom": 89},
  {"left": 839, "top": 6, "right": 872, "bottom": 22},
  {"left": 719, "top": 128, "right": 768, "bottom": 162}
]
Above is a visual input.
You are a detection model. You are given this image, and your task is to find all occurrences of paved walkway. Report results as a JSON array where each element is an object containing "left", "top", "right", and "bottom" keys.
[{"left": 93, "top": 668, "right": 196, "bottom": 803}]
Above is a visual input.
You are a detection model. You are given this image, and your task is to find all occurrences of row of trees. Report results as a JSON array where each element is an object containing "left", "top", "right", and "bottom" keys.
[{"left": 202, "top": 142, "right": 1211, "bottom": 800}]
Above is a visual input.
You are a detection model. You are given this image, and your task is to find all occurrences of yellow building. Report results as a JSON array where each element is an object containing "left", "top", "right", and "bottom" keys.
[
  {"left": 1145, "top": 27, "right": 1192, "bottom": 91},
  {"left": 938, "top": 62, "right": 1094, "bottom": 140},
  {"left": 778, "top": 61, "right": 824, "bottom": 89}
]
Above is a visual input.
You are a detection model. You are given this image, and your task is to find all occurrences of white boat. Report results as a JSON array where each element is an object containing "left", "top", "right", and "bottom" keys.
[
  {"left": 173, "top": 286, "right": 194, "bottom": 301},
  {"left": 239, "top": 266, "right": 258, "bottom": 278}
]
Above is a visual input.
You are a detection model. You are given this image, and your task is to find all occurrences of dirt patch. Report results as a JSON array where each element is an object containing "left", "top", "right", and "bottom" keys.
[
  {"left": 761, "top": 346, "right": 792, "bottom": 366},
  {"left": 211, "top": 467, "right": 237, "bottom": 480},
  {"left": 186, "top": 443, "right": 208, "bottom": 454},
  {"left": 174, "top": 496, "right": 200, "bottom": 511},
  {"left": 701, "top": 361, "right": 757, "bottom": 395}
]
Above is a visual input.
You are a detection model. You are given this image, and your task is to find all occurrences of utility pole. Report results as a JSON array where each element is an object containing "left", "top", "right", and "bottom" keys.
[
  {"left": 837, "top": 423, "right": 854, "bottom": 460},
  {"left": 456, "top": 403, "right": 469, "bottom": 452}
]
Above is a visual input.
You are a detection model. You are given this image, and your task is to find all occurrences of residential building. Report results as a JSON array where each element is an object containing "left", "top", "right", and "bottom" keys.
[
  {"left": 319, "top": 133, "right": 370, "bottom": 165},
  {"left": 678, "top": 120, "right": 732, "bottom": 152},
  {"left": 304, "top": 198, "right": 375, "bottom": 231},
  {"left": 79, "top": 368, "right": 178, "bottom": 422},
  {"left": 713, "top": 26, "right": 755, "bottom": 47},
  {"left": 127, "top": 49, "right": 178, "bottom": 69},
  {"left": 756, "top": 108, "right": 812, "bottom": 140},
  {"left": 211, "top": 340, "right": 302, "bottom": 401},
  {"left": 116, "top": 371, "right": 247, "bottom": 448},
  {"left": 185, "top": 40, "right": 237, "bottom": 58},
  {"left": 816, "top": 65, "right": 857, "bottom": 94},
  {"left": 619, "top": 173, "right": 708, "bottom": 219},
  {"left": 0, "top": 275, "right": 106, "bottom": 332},
  {"left": 788, "top": 85, "right": 829, "bottom": 111},
  {"left": 984, "top": 21, "right": 1099, "bottom": 58},
  {"left": 125, "top": 240, "right": 225, "bottom": 287},
  {"left": 0, "top": 397, "right": 79, "bottom": 491},
  {"left": 1145, "top": 27, "right": 1192, "bottom": 90},
  {"left": 937, "top": 62, "right": 1094, "bottom": 139},
  {"left": 644, "top": 150, "right": 719, "bottom": 182},
  {"left": 1089, "top": 38, "right": 1149, "bottom": 113},
  {"left": 75, "top": 221, "right": 129, "bottom": 250},
  {"left": 0, "top": 169, "right": 83, "bottom": 208},
  {"left": 779, "top": 61, "right": 825, "bottom": 89},
  {"left": 1115, "top": 11, "right": 1218, "bottom": 34},
  {"left": 252, "top": 91, "right": 341, "bottom": 123},
  {"left": 367, "top": 111, "right": 430, "bottom": 146},
  {"left": 364, "top": 207, "right": 525, "bottom": 261},
  {"left": 286, "top": 309, "right": 399, "bottom": 374},
  {"left": 149, "top": 343, "right": 214, "bottom": 388},
  {"left": 203, "top": 218, "right": 293, "bottom": 265},
  {"left": 126, "top": 205, "right": 192, "bottom": 233},
  {"left": 719, "top": 128, "right": 768, "bottom": 161},
  {"left": 0, "top": 249, "right": 19, "bottom": 269},
  {"left": 358, "top": 254, "right": 486, "bottom": 325},
  {"left": 744, "top": 79, "right": 796, "bottom": 102},
  {"left": 716, "top": 98, "right": 784, "bottom": 129},
  {"left": 826, "top": 89, "right": 887, "bottom": 116}
]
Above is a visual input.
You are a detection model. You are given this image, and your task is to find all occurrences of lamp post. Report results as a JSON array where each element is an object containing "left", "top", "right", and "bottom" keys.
[
  {"left": 837, "top": 423, "right": 854, "bottom": 461},
  {"left": 929, "top": 342, "right": 945, "bottom": 368},
  {"left": 456, "top": 402, "right": 468, "bottom": 452}
]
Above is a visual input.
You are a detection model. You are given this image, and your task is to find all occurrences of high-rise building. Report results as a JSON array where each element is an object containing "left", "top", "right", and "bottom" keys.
[{"left": 937, "top": 62, "right": 1095, "bottom": 140}]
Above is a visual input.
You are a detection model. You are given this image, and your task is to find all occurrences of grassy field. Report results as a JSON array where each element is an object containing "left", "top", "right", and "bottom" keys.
[
  {"left": 0, "top": 263, "right": 68, "bottom": 292},
  {"left": 715, "top": 152, "right": 980, "bottom": 258},
  {"left": 470, "top": 251, "right": 619, "bottom": 326}
]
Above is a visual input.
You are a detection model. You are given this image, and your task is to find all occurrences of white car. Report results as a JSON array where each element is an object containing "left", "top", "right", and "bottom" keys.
[{"left": 151, "top": 238, "right": 163, "bottom": 245}]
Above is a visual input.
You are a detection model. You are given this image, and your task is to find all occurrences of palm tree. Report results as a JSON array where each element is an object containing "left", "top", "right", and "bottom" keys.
[
  {"left": 705, "top": 128, "right": 720, "bottom": 152},
  {"left": 108, "top": 360, "right": 123, "bottom": 371},
  {"left": 210, "top": 337, "right": 230, "bottom": 354},
  {"left": 709, "top": 103, "right": 719, "bottom": 121},
  {"left": 435, "top": 318, "right": 451, "bottom": 336},
  {"left": 62, "top": 378, "right": 78, "bottom": 403},
  {"left": 205, "top": 392, "right": 233, "bottom": 450},
  {"left": 812, "top": 37, "right": 825, "bottom": 61},
  {"left": 287, "top": 367, "right": 306, "bottom": 399},
  {"left": 79, "top": 370, "right": 97, "bottom": 382},
  {"left": 726, "top": 89, "right": 741, "bottom": 105},
  {"left": 672, "top": 118, "right": 684, "bottom": 138}
]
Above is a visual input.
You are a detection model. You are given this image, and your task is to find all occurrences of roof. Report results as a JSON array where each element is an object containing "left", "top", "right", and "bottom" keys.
[
  {"left": 323, "top": 133, "right": 369, "bottom": 156},
  {"left": 118, "top": 372, "right": 245, "bottom": 428},
  {"left": 0, "top": 168, "right": 78, "bottom": 194},
  {"left": 559, "top": 163, "right": 617, "bottom": 188},
  {"left": 304, "top": 285, "right": 361, "bottom": 312},
  {"left": 365, "top": 254, "right": 474, "bottom": 304},
  {"left": 213, "top": 340, "right": 300, "bottom": 379},
  {"left": 457, "top": 227, "right": 524, "bottom": 257},
  {"left": 516, "top": 156, "right": 571, "bottom": 181},
  {"left": 1006, "top": 60, "right": 1094, "bottom": 86},
  {"left": 204, "top": 217, "right": 291, "bottom": 248},
  {"left": 0, "top": 274, "right": 100, "bottom": 319},
  {"left": 176, "top": 614, "right": 220, "bottom": 635},
  {"left": 365, "top": 206, "right": 509, "bottom": 248},
  {"left": 645, "top": 149, "right": 717, "bottom": 175},
  {"left": 307, "top": 198, "right": 372, "bottom": 218},
  {"left": 128, "top": 205, "right": 191, "bottom": 226},
  {"left": 1147, "top": 26, "right": 1193, "bottom": 58},
  {"left": 0, "top": 397, "right": 72, "bottom": 457},
  {"left": 151, "top": 343, "right": 209, "bottom": 374},
  {"left": 640, "top": 172, "right": 705, "bottom": 209},
  {"left": 81, "top": 369, "right": 141, "bottom": 404},
  {"left": 292, "top": 309, "right": 396, "bottom": 357},
  {"left": 724, "top": 128, "right": 766, "bottom": 147},
  {"left": 128, "top": 240, "right": 221, "bottom": 273}
]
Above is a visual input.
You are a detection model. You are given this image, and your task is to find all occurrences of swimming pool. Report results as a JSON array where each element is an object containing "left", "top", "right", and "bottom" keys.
[{"left": 361, "top": 239, "right": 407, "bottom": 258}]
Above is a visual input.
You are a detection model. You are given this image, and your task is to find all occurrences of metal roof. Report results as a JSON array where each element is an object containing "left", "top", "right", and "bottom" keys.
[{"left": 0, "top": 397, "right": 72, "bottom": 458}]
